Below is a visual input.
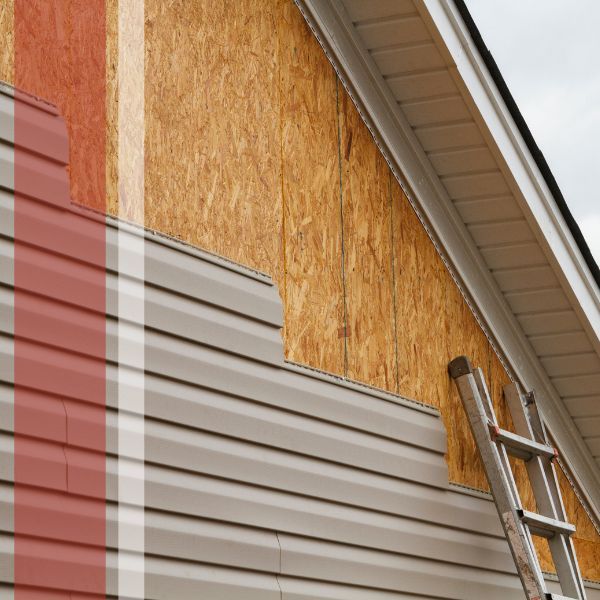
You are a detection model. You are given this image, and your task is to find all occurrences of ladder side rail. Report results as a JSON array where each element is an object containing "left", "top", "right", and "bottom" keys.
[
  {"left": 527, "top": 398, "right": 569, "bottom": 522},
  {"left": 473, "top": 369, "right": 552, "bottom": 595},
  {"left": 505, "top": 385, "right": 587, "bottom": 600},
  {"left": 504, "top": 383, "right": 561, "bottom": 519},
  {"left": 533, "top": 403, "right": 588, "bottom": 600},
  {"left": 450, "top": 358, "right": 547, "bottom": 600},
  {"left": 472, "top": 369, "right": 523, "bottom": 508}
]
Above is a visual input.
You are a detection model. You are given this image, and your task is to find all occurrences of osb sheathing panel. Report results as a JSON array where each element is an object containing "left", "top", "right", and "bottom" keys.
[
  {"left": 0, "top": 0, "right": 13, "bottom": 84},
  {"left": 558, "top": 465, "right": 600, "bottom": 580},
  {"left": 9, "top": 1, "right": 106, "bottom": 210},
  {"left": 340, "top": 90, "right": 396, "bottom": 391},
  {"left": 391, "top": 177, "right": 447, "bottom": 403},
  {"left": 278, "top": 1, "right": 345, "bottom": 374},
  {"left": 105, "top": 0, "right": 118, "bottom": 217},
  {"left": 144, "top": 0, "right": 282, "bottom": 278}
]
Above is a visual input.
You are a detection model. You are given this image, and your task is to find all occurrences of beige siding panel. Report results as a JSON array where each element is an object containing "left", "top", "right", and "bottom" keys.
[
  {"left": 586, "top": 437, "right": 600, "bottom": 455},
  {"left": 2, "top": 187, "right": 600, "bottom": 592}
]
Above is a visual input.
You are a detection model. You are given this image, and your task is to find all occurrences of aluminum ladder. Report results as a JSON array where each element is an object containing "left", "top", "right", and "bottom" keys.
[{"left": 448, "top": 355, "right": 587, "bottom": 600}]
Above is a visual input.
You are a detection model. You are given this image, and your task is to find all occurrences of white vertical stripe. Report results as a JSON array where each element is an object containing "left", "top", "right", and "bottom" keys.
[{"left": 117, "top": 1, "right": 145, "bottom": 598}]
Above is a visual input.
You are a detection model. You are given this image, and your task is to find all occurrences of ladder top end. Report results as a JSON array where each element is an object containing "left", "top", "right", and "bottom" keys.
[{"left": 448, "top": 355, "right": 473, "bottom": 379}]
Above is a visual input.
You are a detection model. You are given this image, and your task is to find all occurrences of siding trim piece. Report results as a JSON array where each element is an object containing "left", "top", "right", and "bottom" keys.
[
  {"left": 284, "top": 360, "right": 440, "bottom": 417},
  {"left": 294, "top": 0, "right": 600, "bottom": 518},
  {"left": 102, "top": 211, "right": 275, "bottom": 286}
]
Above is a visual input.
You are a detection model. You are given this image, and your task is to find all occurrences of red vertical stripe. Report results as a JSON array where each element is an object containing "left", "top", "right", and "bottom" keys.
[{"left": 14, "top": 1, "right": 106, "bottom": 597}]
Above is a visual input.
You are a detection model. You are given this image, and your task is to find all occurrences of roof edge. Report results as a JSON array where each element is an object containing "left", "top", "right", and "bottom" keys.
[{"left": 453, "top": 0, "right": 600, "bottom": 291}]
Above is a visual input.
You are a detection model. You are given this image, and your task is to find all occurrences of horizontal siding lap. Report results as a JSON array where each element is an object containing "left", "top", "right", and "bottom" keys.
[{"left": 279, "top": 534, "right": 519, "bottom": 600}]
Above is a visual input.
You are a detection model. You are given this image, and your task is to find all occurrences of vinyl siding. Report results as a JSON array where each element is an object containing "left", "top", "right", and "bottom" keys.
[{"left": 2, "top": 83, "right": 600, "bottom": 600}]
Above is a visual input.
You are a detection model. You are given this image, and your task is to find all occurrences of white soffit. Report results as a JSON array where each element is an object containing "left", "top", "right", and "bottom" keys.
[{"left": 295, "top": 0, "right": 600, "bottom": 517}]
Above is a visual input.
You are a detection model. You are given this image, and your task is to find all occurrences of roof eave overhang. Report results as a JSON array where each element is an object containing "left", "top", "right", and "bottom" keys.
[
  {"left": 418, "top": 0, "right": 600, "bottom": 360},
  {"left": 295, "top": 0, "right": 600, "bottom": 518}
]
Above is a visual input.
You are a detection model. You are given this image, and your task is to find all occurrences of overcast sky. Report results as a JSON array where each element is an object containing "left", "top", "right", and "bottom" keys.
[{"left": 463, "top": 0, "right": 600, "bottom": 265}]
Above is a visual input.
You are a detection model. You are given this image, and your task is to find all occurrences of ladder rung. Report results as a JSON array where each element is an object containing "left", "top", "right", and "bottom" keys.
[
  {"left": 488, "top": 424, "right": 557, "bottom": 461},
  {"left": 546, "top": 594, "right": 579, "bottom": 600},
  {"left": 518, "top": 509, "right": 576, "bottom": 538}
]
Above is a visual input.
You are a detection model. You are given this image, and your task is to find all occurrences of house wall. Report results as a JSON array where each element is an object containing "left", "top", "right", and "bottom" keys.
[
  {"left": 2, "top": 92, "right": 600, "bottom": 597},
  {"left": 1, "top": 0, "right": 599, "bottom": 580}
]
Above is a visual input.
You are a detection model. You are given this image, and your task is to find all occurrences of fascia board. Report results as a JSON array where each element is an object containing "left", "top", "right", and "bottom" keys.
[{"left": 295, "top": 0, "right": 600, "bottom": 518}]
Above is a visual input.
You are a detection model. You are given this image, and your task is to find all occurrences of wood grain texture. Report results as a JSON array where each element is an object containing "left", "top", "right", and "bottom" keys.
[
  {"left": 105, "top": 0, "right": 118, "bottom": 217},
  {"left": 392, "top": 177, "right": 447, "bottom": 402},
  {"left": 144, "top": 0, "right": 282, "bottom": 277},
  {"left": 340, "top": 90, "right": 396, "bottom": 390},
  {"left": 0, "top": 0, "right": 13, "bottom": 84},
  {"left": 278, "top": 0, "right": 345, "bottom": 374},
  {"left": 13, "top": 0, "right": 106, "bottom": 210},
  {"left": 558, "top": 464, "right": 600, "bottom": 580}
]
